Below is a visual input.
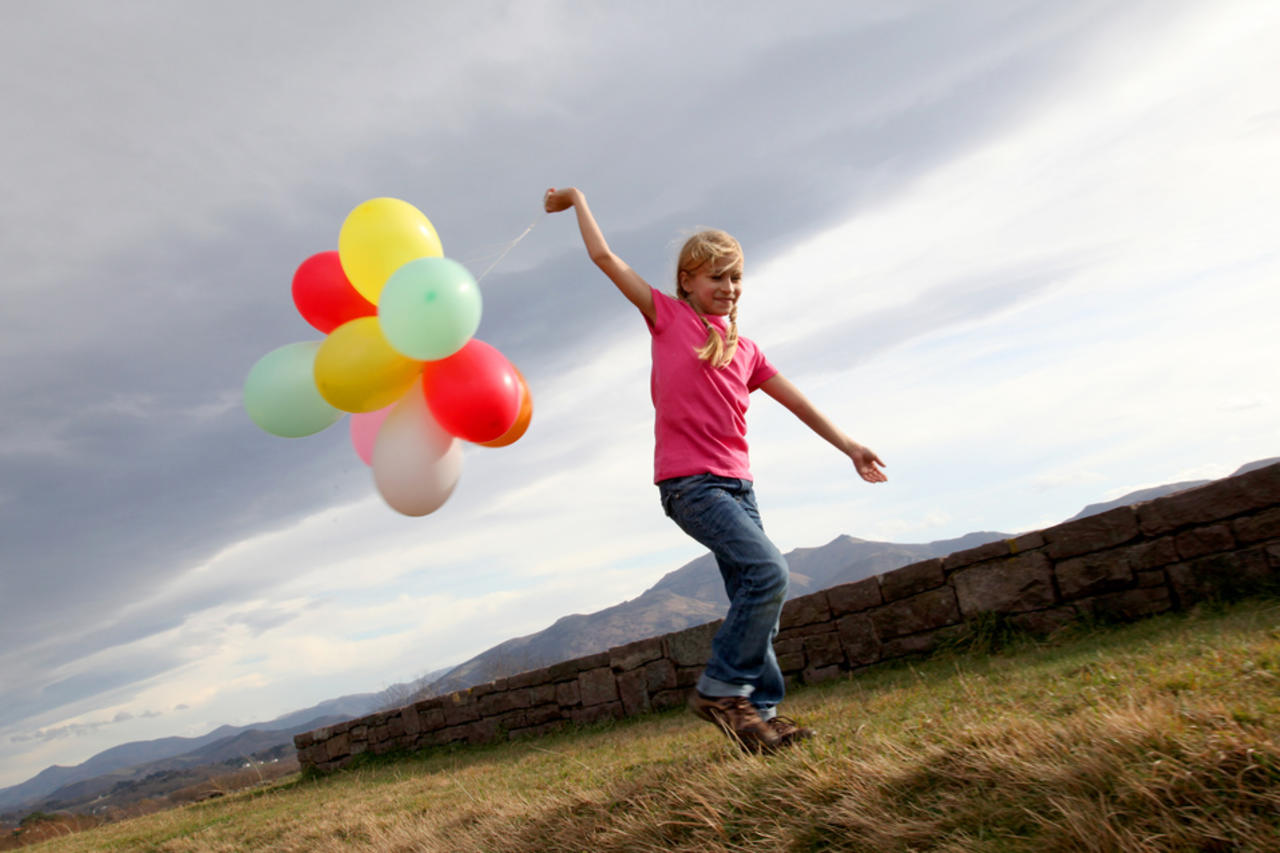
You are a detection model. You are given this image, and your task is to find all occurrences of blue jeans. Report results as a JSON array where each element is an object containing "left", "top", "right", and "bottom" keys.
[{"left": 659, "top": 474, "right": 789, "bottom": 719}]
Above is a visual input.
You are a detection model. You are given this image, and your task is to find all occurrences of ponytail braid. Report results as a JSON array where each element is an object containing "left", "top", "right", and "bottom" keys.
[{"left": 691, "top": 301, "right": 739, "bottom": 368}]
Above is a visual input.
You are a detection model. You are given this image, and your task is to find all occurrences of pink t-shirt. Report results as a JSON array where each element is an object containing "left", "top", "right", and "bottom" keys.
[{"left": 645, "top": 287, "right": 778, "bottom": 483}]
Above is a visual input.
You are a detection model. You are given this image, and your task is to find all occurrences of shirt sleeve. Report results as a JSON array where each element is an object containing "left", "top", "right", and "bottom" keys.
[
  {"left": 747, "top": 345, "right": 779, "bottom": 391},
  {"left": 645, "top": 287, "right": 677, "bottom": 335}
]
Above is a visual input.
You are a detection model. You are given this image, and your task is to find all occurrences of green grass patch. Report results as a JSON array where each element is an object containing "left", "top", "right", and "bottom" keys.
[{"left": 18, "top": 597, "right": 1280, "bottom": 852}]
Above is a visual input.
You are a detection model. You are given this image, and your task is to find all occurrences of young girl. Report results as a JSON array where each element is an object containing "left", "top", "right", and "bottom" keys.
[{"left": 544, "top": 187, "right": 887, "bottom": 752}]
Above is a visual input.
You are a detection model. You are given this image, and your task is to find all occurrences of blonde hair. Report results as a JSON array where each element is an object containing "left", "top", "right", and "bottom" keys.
[{"left": 675, "top": 229, "right": 742, "bottom": 369}]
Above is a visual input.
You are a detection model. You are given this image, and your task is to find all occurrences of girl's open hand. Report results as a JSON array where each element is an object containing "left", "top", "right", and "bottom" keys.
[
  {"left": 544, "top": 187, "right": 578, "bottom": 213},
  {"left": 850, "top": 443, "right": 888, "bottom": 483}
]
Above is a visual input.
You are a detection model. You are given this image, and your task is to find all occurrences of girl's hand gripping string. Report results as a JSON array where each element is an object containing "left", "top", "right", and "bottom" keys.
[{"left": 544, "top": 187, "right": 578, "bottom": 213}]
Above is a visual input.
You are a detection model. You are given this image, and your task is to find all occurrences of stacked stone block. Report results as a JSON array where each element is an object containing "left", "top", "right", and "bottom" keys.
[{"left": 298, "top": 462, "right": 1280, "bottom": 773}]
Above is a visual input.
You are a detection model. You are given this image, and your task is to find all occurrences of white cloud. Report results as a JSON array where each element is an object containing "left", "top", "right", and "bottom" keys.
[
  {"left": 731, "top": 3, "right": 1280, "bottom": 545},
  {"left": 1220, "top": 395, "right": 1271, "bottom": 413},
  {"left": 1031, "top": 470, "right": 1108, "bottom": 492}
]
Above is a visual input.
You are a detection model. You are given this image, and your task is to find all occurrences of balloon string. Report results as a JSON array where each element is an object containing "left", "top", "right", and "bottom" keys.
[{"left": 474, "top": 219, "right": 538, "bottom": 284}]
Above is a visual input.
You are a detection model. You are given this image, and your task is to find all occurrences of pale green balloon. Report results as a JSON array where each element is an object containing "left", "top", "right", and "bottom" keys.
[
  {"left": 378, "top": 257, "right": 482, "bottom": 361},
  {"left": 243, "top": 341, "right": 343, "bottom": 438}
]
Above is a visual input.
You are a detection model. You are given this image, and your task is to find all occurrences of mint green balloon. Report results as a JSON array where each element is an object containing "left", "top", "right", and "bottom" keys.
[
  {"left": 378, "top": 257, "right": 482, "bottom": 361},
  {"left": 243, "top": 341, "right": 343, "bottom": 437}
]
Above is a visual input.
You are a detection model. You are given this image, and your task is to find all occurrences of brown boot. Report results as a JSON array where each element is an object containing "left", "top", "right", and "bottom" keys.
[
  {"left": 688, "top": 692, "right": 782, "bottom": 753},
  {"left": 767, "top": 716, "right": 816, "bottom": 747}
]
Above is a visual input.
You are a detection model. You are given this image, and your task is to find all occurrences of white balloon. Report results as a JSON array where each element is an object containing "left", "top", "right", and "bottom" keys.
[{"left": 372, "top": 379, "right": 463, "bottom": 516}]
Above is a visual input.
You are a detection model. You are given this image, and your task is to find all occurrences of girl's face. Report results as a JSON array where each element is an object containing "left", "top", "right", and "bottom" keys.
[{"left": 680, "top": 259, "right": 743, "bottom": 315}]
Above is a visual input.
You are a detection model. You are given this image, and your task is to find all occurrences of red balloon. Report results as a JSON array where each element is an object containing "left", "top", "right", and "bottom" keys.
[
  {"left": 479, "top": 367, "right": 533, "bottom": 448},
  {"left": 291, "top": 251, "right": 376, "bottom": 334},
  {"left": 422, "top": 339, "right": 521, "bottom": 443}
]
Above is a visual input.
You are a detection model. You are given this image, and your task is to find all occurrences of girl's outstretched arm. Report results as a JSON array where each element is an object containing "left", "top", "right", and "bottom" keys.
[
  {"left": 759, "top": 373, "right": 887, "bottom": 483},
  {"left": 544, "top": 187, "right": 656, "bottom": 322}
]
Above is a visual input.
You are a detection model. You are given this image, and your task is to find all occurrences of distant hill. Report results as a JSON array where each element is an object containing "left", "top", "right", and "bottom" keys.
[
  {"left": 1069, "top": 480, "right": 1211, "bottom": 521},
  {"left": 423, "top": 530, "right": 1010, "bottom": 696},
  {"left": 0, "top": 694, "right": 381, "bottom": 815},
  {"left": 648, "top": 530, "right": 1009, "bottom": 608},
  {"left": 0, "top": 672, "right": 477, "bottom": 817},
  {"left": 1068, "top": 458, "right": 1278, "bottom": 521},
  {"left": 20, "top": 715, "right": 349, "bottom": 816}
]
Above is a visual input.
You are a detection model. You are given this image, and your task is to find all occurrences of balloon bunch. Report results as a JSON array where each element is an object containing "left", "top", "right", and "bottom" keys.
[{"left": 243, "top": 198, "right": 532, "bottom": 516}]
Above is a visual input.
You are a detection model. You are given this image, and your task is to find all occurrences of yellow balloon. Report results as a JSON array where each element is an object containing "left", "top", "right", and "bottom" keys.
[
  {"left": 314, "top": 317, "right": 423, "bottom": 413},
  {"left": 338, "top": 198, "right": 444, "bottom": 304}
]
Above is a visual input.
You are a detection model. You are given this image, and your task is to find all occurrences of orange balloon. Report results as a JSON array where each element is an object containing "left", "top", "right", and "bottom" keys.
[{"left": 478, "top": 368, "right": 533, "bottom": 447}]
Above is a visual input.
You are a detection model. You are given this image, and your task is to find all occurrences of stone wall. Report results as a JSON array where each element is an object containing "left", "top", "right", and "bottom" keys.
[{"left": 297, "top": 462, "right": 1280, "bottom": 773}]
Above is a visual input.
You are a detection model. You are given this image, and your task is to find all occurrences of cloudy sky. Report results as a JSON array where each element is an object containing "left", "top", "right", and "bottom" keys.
[{"left": 2, "top": 1, "right": 1277, "bottom": 789}]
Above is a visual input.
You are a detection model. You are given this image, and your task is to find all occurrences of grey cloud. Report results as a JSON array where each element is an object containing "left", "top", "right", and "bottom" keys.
[
  {"left": 0, "top": 569, "right": 322, "bottom": 726},
  {"left": 41, "top": 658, "right": 182, "bottom": 708},
  {"left": 0, "top": 652, "right": 187, "bottom": 728},
  {"left": 1, "top": 1, "right": 1205, "bottom": 731},
  {"left": 226, "top": 607, "right": 300, "bottom": 637},
  {"left": 772, "top": 254, "right": 1095, "bottom": 370},
  {"left": 9, "top": 707, "right": 161, "bottom": 745}
]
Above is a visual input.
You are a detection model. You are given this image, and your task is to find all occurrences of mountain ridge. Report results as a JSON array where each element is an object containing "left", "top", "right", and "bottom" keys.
[
  {"left": 421, "top": 529, "right": 1011, "bottom": 697},
  {"left": 19, "top": 715, "right": 349, "bottom": 816}
]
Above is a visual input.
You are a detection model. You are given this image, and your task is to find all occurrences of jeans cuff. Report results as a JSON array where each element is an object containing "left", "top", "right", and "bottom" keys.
[{"left": 696, "top": 673, "right": 754, "bottom": 699}]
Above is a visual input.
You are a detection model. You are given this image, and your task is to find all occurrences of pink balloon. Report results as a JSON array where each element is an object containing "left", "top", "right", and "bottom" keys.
[
  {"left": 349, "top": 404, "right": 394, "bottom": 466},
  {"left": 371, "top": 378, "right": 461, "bottom": 516}
]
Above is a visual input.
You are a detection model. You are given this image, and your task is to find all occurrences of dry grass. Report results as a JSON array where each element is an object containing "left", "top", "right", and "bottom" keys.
[
  {"left": 18, "top": 598, "right": 1280, "bottom": 852},
  {"left": 165, "top": 758, "right": 300, "bottom": 806}
]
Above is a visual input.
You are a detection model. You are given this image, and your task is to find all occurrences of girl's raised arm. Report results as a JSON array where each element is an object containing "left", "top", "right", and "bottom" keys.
[{"left": 544, "top": 187, "right": 656, "bottom": 322}]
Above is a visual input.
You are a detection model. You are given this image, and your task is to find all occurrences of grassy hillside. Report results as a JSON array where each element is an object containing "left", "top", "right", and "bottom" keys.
[{"left": 16, "top": 598, "right": 1280, "bottom": 852}]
